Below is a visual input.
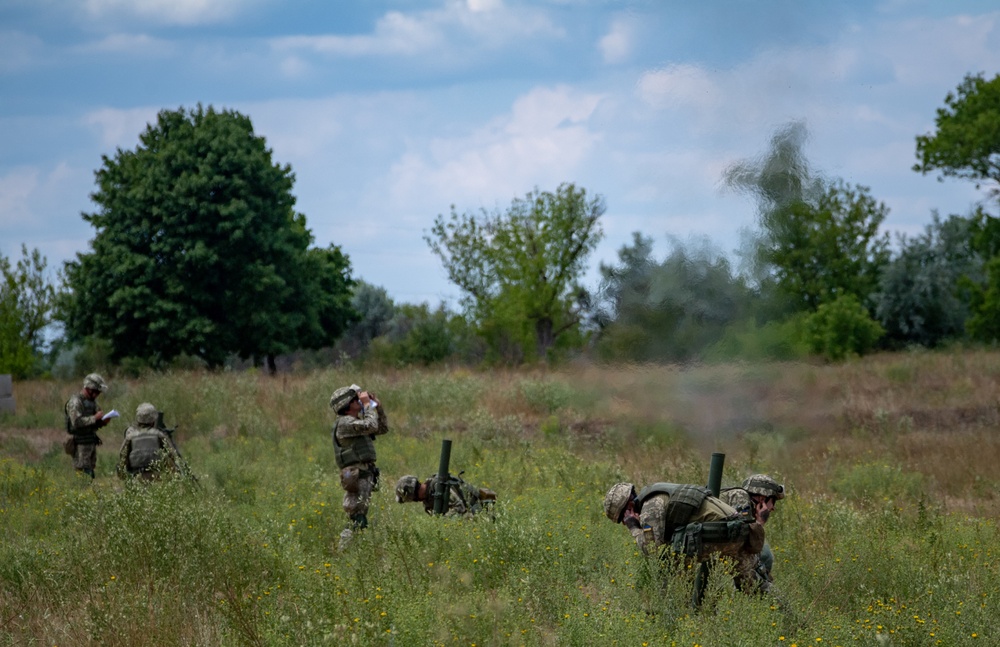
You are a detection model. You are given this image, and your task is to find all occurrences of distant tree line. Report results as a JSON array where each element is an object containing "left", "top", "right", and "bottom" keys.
[{"left": 3, "top": 72, "right": 1000, "bottom": 378}]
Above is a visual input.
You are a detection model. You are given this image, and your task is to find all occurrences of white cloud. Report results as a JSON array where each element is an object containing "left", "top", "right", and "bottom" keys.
[
  {"left": 270, "top": 1, "right": 561, "bottom": 58},
  {"left": 0, "top": 30, "right": 48, "bottom": 73},
  {"left": 77, "top": 32, "right": 174, "bottom": 55},
  {"left": 82, "top": 107, "right": 159, "bottom": 149},
  {"left": 384, "top": 85, "right": 605, "bottom": 212},
  {"left": 0, "top": 168, "right": 38, "bottom": 227},
  {"left": 637, "top": 64, "right": 722, "bottom": 112},
  {"left": 82, "top": 0, "right": 254, "bottom": 25},
  {"left": 599, "top": 16, "right": 634, "bottom": 65}
]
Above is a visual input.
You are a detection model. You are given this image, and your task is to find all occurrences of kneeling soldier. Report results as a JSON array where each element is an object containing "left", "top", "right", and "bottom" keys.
[
  {"left": 604, "top": 481, "right": 768, "bottom": 594},
  {"left": 117, "top": 403, "right": 182, "bottom": 481}
]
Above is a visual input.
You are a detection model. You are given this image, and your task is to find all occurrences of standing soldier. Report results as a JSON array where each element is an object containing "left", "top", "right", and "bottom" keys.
[
  {"left": 64, "top": 373, "right": 112, "bottom": 479},
  {"left": 117, "top": 403, "right": 184, "bottom": 481},
  {"left": 330, "top": 383, "right": 389, "bottom": 549}
]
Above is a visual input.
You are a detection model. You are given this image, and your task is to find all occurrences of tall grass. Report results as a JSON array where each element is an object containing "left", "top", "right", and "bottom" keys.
[{"left": 1, "top": 352, "right": 998, "bottom": 645}]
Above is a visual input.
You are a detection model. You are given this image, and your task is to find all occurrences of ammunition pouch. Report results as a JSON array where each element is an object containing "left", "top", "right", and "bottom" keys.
[
  {"left": 671, "top": 523, "right": 703, "bottom": 557},
  {"left": 63, "top": 435, "right": 77, "bottom": 456},
  {"left": 670, "top": 519, "right": 750, "bottom": 557},
  {"left": 340, "top": 466, "right": 362, "bottom": 494}
]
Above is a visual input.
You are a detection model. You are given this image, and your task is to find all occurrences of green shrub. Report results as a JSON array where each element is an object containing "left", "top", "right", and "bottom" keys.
[{"left": 804, "top": 294, "right": 885, "bottom": 360}]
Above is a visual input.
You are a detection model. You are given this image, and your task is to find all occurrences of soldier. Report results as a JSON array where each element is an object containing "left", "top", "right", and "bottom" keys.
[
  {"left": 330, "top": 383, "right": 389, "bottom": 549},
  {"left": 720, "top": 474, "right": 786, "bottom": 584},
  {"left": 116, "top": 403, "right": 183, "bottom": 481},
  {"left": 64, "top": 373, "right": 112, "bottom": 479},
  {"left": 604, "top": 481, "right": 768, "bottom": 594},
  {"left": 395, "top": 473, "right": 497, "bottom": 517}
]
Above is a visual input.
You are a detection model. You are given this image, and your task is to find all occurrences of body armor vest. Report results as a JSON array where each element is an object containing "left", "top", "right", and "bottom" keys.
[
  {"left": 128, "top": 430, "right": 163, "bottom": 471},
  {"left": 64, "top": 396, "right": 101, "bottom": 445},
  {"left": 333, "top": 418, "right": 377, "bottom": 469}
]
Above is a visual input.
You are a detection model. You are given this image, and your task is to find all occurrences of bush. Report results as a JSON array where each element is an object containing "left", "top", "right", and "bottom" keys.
[{"left": 804, "top": 294, "right": 884, "bottom": 360}]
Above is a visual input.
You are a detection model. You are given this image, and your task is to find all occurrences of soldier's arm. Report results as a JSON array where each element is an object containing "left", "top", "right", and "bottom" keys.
[
  {"left": 335, "top": 408, "right": 384, "bottom": 439},
  {"left": 159, "top": 431, "right": 183, "bottom": 467},
  {"left": 448, "top": 486, "right": 468, "bottom": 516},
  {"left": 372, "top": 406, "right": 389, "bottom": 436},
  {"left": 116, "top": 438, "right": 131, "bottom": 479},
  {"left": 67, "top": 397, "right": 102, "bottom": 431}
]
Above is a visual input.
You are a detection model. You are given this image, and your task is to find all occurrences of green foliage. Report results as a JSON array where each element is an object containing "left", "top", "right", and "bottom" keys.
[
  {"left": 705, "top": 317, "right": 809, "bottom": 362},
  {"left": 966, "top": 254, "right": 1000, "bottom": 343},
  {"left": 875, "top": 212, "right": 982, "bottom": 347},
  {"left": 426, "top": 183, "right": 604, "bottom": 362},
  {"left": 0, "top": 245, "right": 58, "bottom": 378},
  {"left": 804, "top": 294, "right": 884, "bottom": 361},
  {"left": 596, "top": 234, "right": 753, "bottom": 362},
  {"left": 61, "top": 104, "right": 355, "bottom": 369},
  {"left": 765, "top": 181, "right": 891, "bottom": 311},
  {"left": 914, "top": 72, "right": 1000, "bottom": 200},
  {"left": 726, "top": 122, "right": 891, "bottom": 313},
  {"left": 337, "top": 281, "right": 395, "bottom": 358}
]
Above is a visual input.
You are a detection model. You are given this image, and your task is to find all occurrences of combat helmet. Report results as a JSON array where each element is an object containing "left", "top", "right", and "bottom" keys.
[
  {"left": 603, "top": 482, "right": 635, "bottom": 523},
  {"left": 742, "top": 474, "right": 785, "bottom": 500},
  {"left": 83, "top": 373, "right": 108, "bottom": 393},
  {"left": 135, "top": 402, "right": 158, "bottom": 426},
  {"left": 395, "top": 475, "right": 421, "bottom": 503},
  {"left": 329, "top": 384, "right": 360, "bottom": 414}
]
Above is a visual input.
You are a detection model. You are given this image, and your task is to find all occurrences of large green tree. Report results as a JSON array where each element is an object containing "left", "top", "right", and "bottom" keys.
[
  {"left": 0, "top": 245, "right": 57, "bottom": 377},
  {"left": 726, "top": 122, "right": 890, "bottom": 312},
  {"left": 914, "top": 72, "right": 1000, "bottom": 201},
  {"left": 425, "top": 183, "right": 604, "bottom": 361},
  {"left": 914, "top": 73, "right": 1000, "bottom": 344},
  {"left": 765, "top": 181, "right": 891, "bottom": 311},
  {"left": 62, "top": 105, "right": 355, "bottom": 371},
  {"left": 874, "top": 213, "right": 982, "bottom": 347}
]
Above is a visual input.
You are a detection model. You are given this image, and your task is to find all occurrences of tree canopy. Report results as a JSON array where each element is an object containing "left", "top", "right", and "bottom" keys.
[
  {"left": 595, "top": 234, "right": 750, "bottom": 362},
  {"left": 874, "top": 213, "right": 982, "bottom": 347},
  {"left": 0, "top": 245, "right": 57, "bottom": 378},
  {"left": 726, "top": 122, "right": 890, "bottom": 312},
  {"left": 61, "top": 105, "right": 355, "bottom": 371},
  {"left": 914, "top": 72, "right": 1000, "bottom": 200},
  {"left": 425, "top": 183, "right": 604, "bottom": 361}
]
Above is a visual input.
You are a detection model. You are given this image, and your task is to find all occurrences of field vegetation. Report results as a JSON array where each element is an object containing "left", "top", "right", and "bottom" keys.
[{"left": 1, "top": 351, "right": 998, "bottom": 646}]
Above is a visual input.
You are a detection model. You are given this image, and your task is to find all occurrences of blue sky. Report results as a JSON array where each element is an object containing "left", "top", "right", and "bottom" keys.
[{"left": 2, "top": 0, "right": 999, "bottom": 307}]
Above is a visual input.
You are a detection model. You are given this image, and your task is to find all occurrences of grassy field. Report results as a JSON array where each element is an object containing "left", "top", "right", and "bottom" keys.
[{"left": 1, "top": 351, "right": 998, "bottom": 646}]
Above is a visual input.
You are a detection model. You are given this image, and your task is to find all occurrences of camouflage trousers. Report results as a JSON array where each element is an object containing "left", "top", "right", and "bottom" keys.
[
  {"left": 340, "top": 465, "right": 375, "bottom": 519},
  {"left": 73, "top": 443, "right": 97, "bottom": 473}
]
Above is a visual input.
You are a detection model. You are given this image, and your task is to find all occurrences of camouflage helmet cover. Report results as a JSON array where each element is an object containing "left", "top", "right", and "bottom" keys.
[
  {"left": 395, "top": 475, "right": 421, "bottom": 503},
  {"left": 83, "top": 373, "right": 108, "bottom": 393},
  {"left": 603, "top": 482, "right": 635, "bottom": 522},
  {"left": 135, "top": 402, "right": 158, "bottom": 426},
  {"left": 329, "top": 385, "right": 360, "bottom": 413},
  {"left": 742, "top": 474, "right": 785, "bottom": 500}
]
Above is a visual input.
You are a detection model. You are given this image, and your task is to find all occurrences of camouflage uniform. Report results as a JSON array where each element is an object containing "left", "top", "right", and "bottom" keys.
[
  {"left": 330, "top": 385, "right": 389, "bottom": 546},
  {"left": 64, "top": 374, "right": 109, "bottom": 478},
  {"left": 117, "top": 403, "right": 182, "bottom": 481},
  {"left": 395, "top": 474, "right": 496, "bottom": 518},
  {"left": 605, "top": 482, "right": 767, "bottom": 594},
  {"left": 720, "top": 474, "right": 786, "bottom": 588}
]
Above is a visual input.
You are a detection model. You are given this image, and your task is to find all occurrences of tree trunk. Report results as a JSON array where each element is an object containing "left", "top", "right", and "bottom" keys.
[
  {"left": 266, "top": 353, "right": 277, "bottom": 376},
  {"left": 535, "top": 318, "right": 555, "bottom": 361}
]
